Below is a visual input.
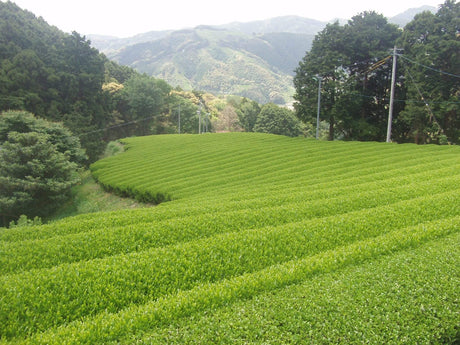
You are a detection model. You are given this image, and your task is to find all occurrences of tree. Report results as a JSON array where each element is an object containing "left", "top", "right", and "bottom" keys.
[
  {"left": 214, "top": 105, "right": 241, "bottom": 132},
  {"left": 119, "top": 74, "right": 171, "bottom": 136},
  {"left": 0, "top": 111, "right": 83, "bottom": 226},
  {"left": 294, "top": 13, "right": 401, "bottom": 141},
  {"left": 167, "top": 92, "right": 199, "bottom": 134},
  {"left": 342, "top": 12, "right": 402, "bottom": 141},
  {"left": 254, "top": 103, "right": 303, "bottom": 137},
  {"left": 294, "top": 22, "right": 347, "bottom": 140},
  {"left": 0, "top": 110, "right": 87, "bottom": 164},
  {"left": 235, "top": 97, "right": 261, "bottom": 132},
  {"left": 396, "top": 0, "right": 460, "bottom": 144}
]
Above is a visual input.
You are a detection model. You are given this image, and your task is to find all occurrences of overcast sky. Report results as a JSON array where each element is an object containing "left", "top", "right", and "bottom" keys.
[{"left": 10, "top": 0, "right": 444, "bottom": 38}]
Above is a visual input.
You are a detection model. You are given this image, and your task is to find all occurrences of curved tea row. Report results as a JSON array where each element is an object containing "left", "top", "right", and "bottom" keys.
[{"left": 1, "top": 133, "right": 459, "bottom": 344}]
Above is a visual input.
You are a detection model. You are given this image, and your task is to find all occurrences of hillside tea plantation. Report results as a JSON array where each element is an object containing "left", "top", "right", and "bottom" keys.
[{"left": 1, "top": 133, "right": 459, "bottom": 344}]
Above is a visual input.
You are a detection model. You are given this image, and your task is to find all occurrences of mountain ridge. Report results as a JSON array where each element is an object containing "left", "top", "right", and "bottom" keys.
[{"left": 89, "top": 6, "right": 437, "bottom": 105}]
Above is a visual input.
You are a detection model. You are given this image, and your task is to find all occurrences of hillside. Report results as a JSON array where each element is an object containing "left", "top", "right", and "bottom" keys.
[
  {"left": 389, "top": 5, "right": 437, "bottom": 27},
  {"left": 104, "top": 27, "right": 311, "bottom": 104},
  {"left": 90, "top": 7, "right": 435, "bottom": 105},
  {"left": 0, "top": 1, "right": 136, "bottom": 161},
  {"left": 1, "top": 133, "right": 459, "bottom": 344}
]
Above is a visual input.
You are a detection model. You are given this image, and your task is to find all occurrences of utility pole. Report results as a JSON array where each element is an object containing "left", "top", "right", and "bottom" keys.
[
  {"left": 386, "top": 46, "right": 398, "bottom": 143},
  {"left": 197, "top": 102, "right": 202, "bottom": 134},
  {"left": 178, "top": 103, "right": 181, "bottom": 134}
]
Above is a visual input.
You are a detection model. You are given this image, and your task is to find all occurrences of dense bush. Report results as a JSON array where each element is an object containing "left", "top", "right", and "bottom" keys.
[{"left": 0, "top": 111, "right": 82, "bottom": 225}]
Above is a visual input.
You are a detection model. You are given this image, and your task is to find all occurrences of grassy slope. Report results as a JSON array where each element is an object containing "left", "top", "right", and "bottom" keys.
[
  {"left": 50, "top": 141, "right": 148, "bottom": 221},
  {"left": 49, "top": 170, "right": 147, "bottom": 220},
  {"left": 1, "top": 133, "right": 459, "bottom": 344}
]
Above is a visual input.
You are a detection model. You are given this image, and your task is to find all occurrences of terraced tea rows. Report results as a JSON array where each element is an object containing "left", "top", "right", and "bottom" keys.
[{"left": 1, "top": 133, "right": 459, "bottom": 344}]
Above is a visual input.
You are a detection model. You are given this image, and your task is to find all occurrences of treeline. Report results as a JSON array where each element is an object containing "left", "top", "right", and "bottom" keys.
[
  {"left": 0, "top": 2, "right": 216, "bottom": 163},
  {"left": 294, "top": 0, "right": 459, "bottom": 144}
]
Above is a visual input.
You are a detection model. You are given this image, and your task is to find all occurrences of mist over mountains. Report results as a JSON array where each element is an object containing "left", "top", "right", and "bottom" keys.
[{"left": 89, "top": 6, "right": 436, "bottom": 105}]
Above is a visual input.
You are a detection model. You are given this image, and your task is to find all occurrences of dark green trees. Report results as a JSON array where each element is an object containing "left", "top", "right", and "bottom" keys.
[
  {"left": 235, "top": 98, "right": 261, "bottom": 133},
  {"left": 294, "top": 12, "right": 401, "bottom": 141},
  {"left": 253, "top": 103, "right": 303, "bottom": 137},
  {"left": 294, "top": 2, "right": 459, "bottom": 144},
  {"left": 397, "top": 0, "right": 459, "bottom": 144},
  {"left": 0, "top": 111, "right": 84, "bottom": 226},
  {"left": 0, "top": 1, "right": 111, "bottom": 161},
  {"left": 0, "top": 2, "right": 181, "bottom": 160}
]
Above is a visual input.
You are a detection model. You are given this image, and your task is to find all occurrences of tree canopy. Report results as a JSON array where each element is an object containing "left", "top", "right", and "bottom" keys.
[
  {"left": 293, "top": 2, "right": 459, "bottom": 144},
  {"left": 253, "top": 103, "right": 303, "bottom": 137},
  {"left": 294, "top": 12, "right": 401, "bottom": 141},
  {"left": 396, "top": 0, "right": 459, "bottom": 144},
  {"left": 0, "top": 2, "right": 177, "bottom": 161},
  {"left": 0, "top": 111, "right": 82, "bottom": 226}
]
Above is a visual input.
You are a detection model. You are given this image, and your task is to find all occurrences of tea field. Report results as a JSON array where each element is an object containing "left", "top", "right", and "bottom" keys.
[{"left": 1, "top": 133, "right": 459, "bottom": 344}]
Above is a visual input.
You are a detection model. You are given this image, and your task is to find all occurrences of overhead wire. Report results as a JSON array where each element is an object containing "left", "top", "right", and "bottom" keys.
[
  {"left": 76, "top": 52, "right": 458, "bottom": 138},
  {"left": 405, "top": 65, "right": 446, "bottom": 135},
  {"left": 78, "top": 115, "right": 156, "bottom": 137},
  {"left": 308, "top": 52, "right": 458, "bottom": 107},
  {"left": 397, "top": 54, "right": 460, "bottom": 78}
]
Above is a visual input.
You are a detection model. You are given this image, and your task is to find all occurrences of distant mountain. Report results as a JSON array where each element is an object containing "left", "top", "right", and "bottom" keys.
[
  {"left": 105, "top": 27, "right": 313, "bottom": 104},
  {"left": 389, "top": 5, "right": 437, "bottom": 27},
  {"left": 216, "top": 15, "right": 327, "bottom": 35},
  {"left": 90, "top": 6, "right": 437, "bottom": 105},
  {"left": 88, "top": 30, "right": 172, "bottom": 55}
]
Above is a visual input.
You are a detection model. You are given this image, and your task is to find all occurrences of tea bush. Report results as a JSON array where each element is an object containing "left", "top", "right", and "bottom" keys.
[{"left": 1, "top": 133, "right": 459, "bottom": 344}]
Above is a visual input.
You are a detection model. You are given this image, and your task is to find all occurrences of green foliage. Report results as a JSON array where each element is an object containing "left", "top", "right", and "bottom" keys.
[
  {"left": 136, "top": 232, "right": 460, "bottom": 344},
  {"left": 8, "top": 215, "right": 42, "bottom": 228},
  {"left": 166, "top": 92, "right": 200, "bottom": 134},
  {"left": 48, "top": 170, "right": 144, "bottom": 221},
  {"left": 232, "top": 97, "right": 261, "bottom": 132},
  {"left": 397, "top": 0, "right": 460, "bottom": 144},
  {"left": 0, "top": 2, "right": 112, "bottom": 161},
  {"left": 103, "top": 141, "right": 125, "bottom": 157},
  {"left": 108, "top": 27, "right": 297, "bottom": 104},
  {"left": 0, "top": 110, "right": 87, "bottom": 164},
  {"left": 0, "top": 131, "right": 79, "bottom": 225},
  {"left": 294, "top": 3, "right": 459, "bottom": 144},
  {"left": 294, "top": 13, "right": 401, "bottom": 141},
  {"left": 0, "top": 111, "right": 81, "bottom": 226},
  {"left": 254, "top": 103, "right": 303, "bottom": 136},
  {"left": 0, "top": 133, "right": 459, "bottom": 343},
  {"left": 0, "top": 2, "right": 179, "bottom": 160}
]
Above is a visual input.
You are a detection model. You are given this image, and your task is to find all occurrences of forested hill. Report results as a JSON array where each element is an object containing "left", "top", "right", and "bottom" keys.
[
  {"left": 107, "top": 27, "right": 311, "bottom": 104},
  {"left": 90, "top": 8, "right": 437, "bottom": 105},
  {"left": 0, "top": 1, "right": 113, "bottom": 160},
  {"left": 0, "top": 2, "right": 174, "bottom": 162}
]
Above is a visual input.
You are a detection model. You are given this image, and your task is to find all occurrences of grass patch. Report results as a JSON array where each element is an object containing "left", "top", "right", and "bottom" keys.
[{"left": 50, "top": 170, "right": 148, "bottom": 221}]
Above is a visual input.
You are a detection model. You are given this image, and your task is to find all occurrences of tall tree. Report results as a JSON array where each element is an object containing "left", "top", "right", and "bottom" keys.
[
  {"left": 0, "top": 110, "right": 87, "bottom": 165},
  {"left": 342, "top": 12, "right": 401, "bottom": 140},
  {"left": 294, "top": 22, "right": 346, "bottom": 140},
  {"left": 119, "top": 74, "right": 171, "bottom": 136},
  {"left": 397, "top": 0, "right": 459, "bottom": 144},
  {"left": 166, "top": 92, "right": 199, "bottom": 134},
  {"left": 226, "top": 97, "right": 262, "bottom": 132},
  {"left": 294, "top": 13, "right": 401, "bottom": 141}
]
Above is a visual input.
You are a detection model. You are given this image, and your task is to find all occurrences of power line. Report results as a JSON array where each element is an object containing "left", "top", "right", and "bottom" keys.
[
  {"left": 405, "top": 67, "right": 445, "bottom": 135},
  {"left": 78, "top": 115, "right": 155, "bottom": 137},
  {"left": 398, "top": 54, "right": 460, "bottom": 78},
  {"left": 349, "top": 92, "right": 459, "bottom": 105}
]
